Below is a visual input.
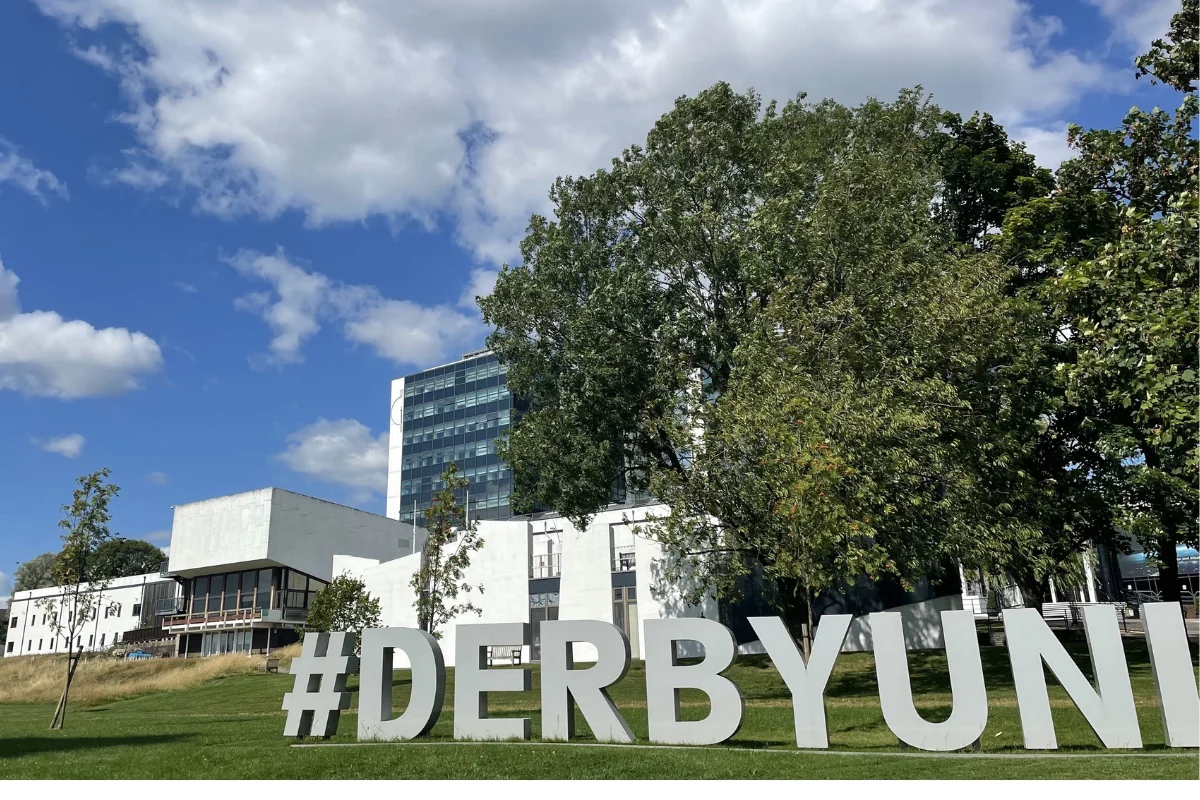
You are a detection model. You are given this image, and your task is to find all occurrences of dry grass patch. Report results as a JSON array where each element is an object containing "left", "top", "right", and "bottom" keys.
[{"left": 0, "top": 652, "right": 268, "bottom": 706}]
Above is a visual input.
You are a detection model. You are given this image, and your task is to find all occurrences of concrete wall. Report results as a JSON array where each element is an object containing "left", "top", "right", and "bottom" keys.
[
  {"left": 842, "top": 593, "right": 965, "bottom": 652},
  {"left": 267, "top": 489, "right": 419, "bottom": 582},
  {"left": 169, "top": 487, "right": 422, "bottom": 581},
  {"left": 385, "top": 376, "right": 405, "bottom": 520},
  {"left": 5, "top": 573, "right": 177, "bottom": 657},
  {"left": 341, "top": 504, "right": 717, "bottom": 667},
  {"left": 168, "top": 488, "right": 274, "bottom": 575}
]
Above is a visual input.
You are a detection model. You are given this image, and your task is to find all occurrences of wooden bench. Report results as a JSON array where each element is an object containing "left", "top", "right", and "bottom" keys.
[
  {"left": 486, "top": 646, "right": 522, "bottom": 667},
  {"left": 265, "top": 657, "right": 280, "bottom": 674}
]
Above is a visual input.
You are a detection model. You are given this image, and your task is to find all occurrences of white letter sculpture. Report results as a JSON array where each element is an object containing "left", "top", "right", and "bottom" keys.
[
  {"left": 454, "top": 622, "right": 532, "bottom": 740},
  {"left": 358, "top": 627, "right": 445, "bottom": 741},
  {"left": 282, "top": 631, "right": 358, "bottom": 738},
  {"left": 1142, "top": 601, "right": 1200, "bottom": 748},
  {"left": 872, "top": 610, "right": 988, "bottom": 751},
  {"left": 540, "top": 619, "right": 635, "bottom": 742},
  {"left": 1004, "top": 605, "right": 1141, "bottom": 749},
  {"left": 748, "top": 614, "right": 852, "bottom": 748},
  {"left": 644, "top": 617, "right": 744, "bottom": 745}
]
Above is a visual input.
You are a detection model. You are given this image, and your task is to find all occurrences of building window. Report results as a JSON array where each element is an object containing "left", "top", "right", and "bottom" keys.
[
  {"left": 5, "top": 642, "right": 11, "bottom": 653},
  {"left": 8, "top": 616, "right": 15, "bottom": 629},
  {"left": 100, "top": 634, "right": 106, "bottom": 647},
  {"left": 38, "top": 639, "right": 43, "bottom": 650},
  {"left": 132, "top": 603, "right": 141, "bottom": 617},
  {"left": 529, "top": 592, "right": 560, "bottom": 663}
]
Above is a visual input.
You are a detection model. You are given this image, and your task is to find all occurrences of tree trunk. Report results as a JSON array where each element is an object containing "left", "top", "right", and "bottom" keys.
[
  {"left": 50, "top": 647, "right": 80, "bottom": 730},
  {"left": 1156, "top": 533, "right": 1181, "bottom": 604},
  {"left": 803, "top": 582, "right": 815, "bottom": 662}
]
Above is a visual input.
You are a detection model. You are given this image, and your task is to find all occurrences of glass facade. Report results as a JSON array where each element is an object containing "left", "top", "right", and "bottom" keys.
[{"left": 397, "top": 352, "right": 530, "bottom": 525}]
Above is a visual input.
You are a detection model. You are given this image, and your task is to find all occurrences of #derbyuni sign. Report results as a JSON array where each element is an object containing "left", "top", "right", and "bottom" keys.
[{"left": 281, "top": 602, "right": 1199, "bottom": 751}]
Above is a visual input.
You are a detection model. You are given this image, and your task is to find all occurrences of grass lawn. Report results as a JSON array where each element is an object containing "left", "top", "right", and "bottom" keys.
[{"left": 0, "top": 638, "right": 1196, "bottom": 779}]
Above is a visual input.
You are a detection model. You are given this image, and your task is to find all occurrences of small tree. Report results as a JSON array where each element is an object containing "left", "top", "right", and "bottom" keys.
[
  {"left": 411, "top": 463, "right": 484, "bottom": 639},
  {"left": 40, "top": 468, "right": 120, "bottom": 730},
  {"left": 305, "top": 572, "right": 382, "bottom": 650}
]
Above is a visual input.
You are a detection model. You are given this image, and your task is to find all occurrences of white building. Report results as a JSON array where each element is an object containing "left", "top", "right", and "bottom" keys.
[
  {"left": 161, "top": 487, "right": 423, "bottom": 656},
  {"left": 334, "top": 503, "right": 717, "bottom": 667},
  {"left": 5, "top": 572, "right": 179, "bottom": 657}
]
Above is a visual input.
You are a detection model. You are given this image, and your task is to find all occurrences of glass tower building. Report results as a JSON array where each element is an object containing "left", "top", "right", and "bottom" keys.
[{"left": 387, "top": 350, "right": 529, "bottom": 526}]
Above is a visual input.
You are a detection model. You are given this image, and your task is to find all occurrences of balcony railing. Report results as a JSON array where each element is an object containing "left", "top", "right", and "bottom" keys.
[
  {"left": 158, "top": 560, "right": 171, "bottom": 578},
  {"left": 612, "top": 545, "right": 636, "bottom": 572},
  {"left": 530, "top": 553, "right": 561, "bottom": 579},
  {"left": 163, "top": 606, "right": 265, "bottom": 629},
  {"left": 155, "top": 597, "right": 185, "bottom": 616}
]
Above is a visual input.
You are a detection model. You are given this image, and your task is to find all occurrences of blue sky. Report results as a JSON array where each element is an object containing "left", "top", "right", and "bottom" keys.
[{"left": 0, "top": 0, "right": 1183, "bottom": 594}]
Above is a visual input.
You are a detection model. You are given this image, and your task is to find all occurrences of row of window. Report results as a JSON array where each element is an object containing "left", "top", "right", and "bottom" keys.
[
  {"left": 403, "top": 386, "right": 510, "bottom": 422},
  {"left": 402, "top": 412, "right": 511, "bottom": 447},
  {"left": 400, "top": 439, "right": 499, "bottom": 471},
  {"left": 8, "top": 600, "right": 139, "bottom": 631},
  {"left": 404, "top": 359, "right": 507, "bottom": 397},
  {"left": 187, "top": 568, "right": 326, "bottom": 615},
  {"left": 6, "top": 630, "right": 119, "bottom": 655},
  {"left": 400, "top": 461, "right": 510, "bottom": 491}
]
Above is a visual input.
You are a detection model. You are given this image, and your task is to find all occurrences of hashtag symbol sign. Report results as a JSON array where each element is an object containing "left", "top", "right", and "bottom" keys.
[{"left": 282, "top": 631, "right": 359, "bottom": 739}]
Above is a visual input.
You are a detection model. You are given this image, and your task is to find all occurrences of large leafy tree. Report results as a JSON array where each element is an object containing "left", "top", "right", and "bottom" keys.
[
  {"left": 1005, "top": 0, "right": 1198, "bottom": 603},
  {"left": 482, "top": 85, "right": 1040, "bottom": 631},
  {"left": 13, "top": 552, "right": 59, "bottom": 592},
  {"left": 91, "top": 538, "right": 166, "bottom": 581}
]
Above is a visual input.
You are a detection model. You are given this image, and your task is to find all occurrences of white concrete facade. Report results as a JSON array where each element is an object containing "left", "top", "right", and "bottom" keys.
[
  {"left": 334, "top": 503, "right": 718, "bottom": 667},
  {"left": 5, "top": 572, "right": 177, "bottom": 657},
  {"left": 168, "top": 487, "right": 422, "bottom": 582},
  {"left": 163, "top": 487, "right": 425, "bottom": 655}
]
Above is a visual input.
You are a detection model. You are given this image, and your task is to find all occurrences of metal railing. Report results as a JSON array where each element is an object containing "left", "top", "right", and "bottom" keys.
[
  {"left": 163, "top": 606, "right": 264, "bottom": 628},
  {"left": 155, "top": 597, "right": 185, "bottom": 616},
  {"left": 530, "top": 553, "right": 561, "bottom": 579},
  {"left": 612, "top": 545, "right": 636, "bottom": 572}
]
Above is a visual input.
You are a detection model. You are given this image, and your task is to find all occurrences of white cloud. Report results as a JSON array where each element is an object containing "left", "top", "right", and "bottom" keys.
[
  {"left": 173, "top": 281, "right": 198, "bottom": 294},
  {"left": 0, "top": 256, "right": 164, "bottom": 398},
  {"left": 145, "top": 471, "right": 169, "bottom": 485},
  {"left": 277, "top": 417, "right": 388, "bottom": 493},
  {"left": 231, "top": 248, "right": 484, "bottom": 368},
  {"left": 459, "top": 268, "right": 498, "bottom": 311},
  {"left": 0, "top": 137, "right": 67, "bottom": 202},
  {"left": 1013, "top": 122, "right": 1076, "bottom": 172},
  {"left": 1085, "top": 0, "right": 1177, "bottom": 51},
  {"left": 0, "top": 571, "right": 11, "bottom": 605},
  {"left": 39, "top": 433, "right": 86, "bottom": 458},
  {"left": 140, "top": 529, "right": 171, "bottom": 542},
  {"left": 36, "top": 0, "right": 1109, "bottom": 265}
]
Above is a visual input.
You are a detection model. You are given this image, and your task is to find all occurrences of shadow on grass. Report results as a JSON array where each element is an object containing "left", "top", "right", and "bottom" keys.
[{"left": 0, "top": 733, "right": 194, "bottom": 759}]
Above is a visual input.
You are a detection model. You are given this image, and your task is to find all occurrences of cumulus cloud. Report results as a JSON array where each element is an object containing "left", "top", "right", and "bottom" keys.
[
  {"left": 35, "top": 0, "right": 1111, "bottom": 265},
  {"left": 140, "top": 529, "right": 171, "bottom": 542},
  {"left": 276, "top": 418, "right": 388, "bottom": 493},
  {"left": 230, "top": 248, "right": 485, "bottom": 368},
  {"left": 145, "top": 471, "right": 169, "bottom": 485},
  {"left": 0, "top": 256, "right": 163, "bottom": 398},
  {"left": 0, "top": 137, "right": 67, "bottom": 202},
  {"left": 0, "top": 571, "right": 12, "bottom": 605},
  {"left": 1012, "top": 122, "right": 1077, "bottom": 172},
  {"left": 39, "top": 433, "right": 85, "bottom": 458},
  {"left": 1085, "top": 0, "right": 1178, "bottom": 51}
]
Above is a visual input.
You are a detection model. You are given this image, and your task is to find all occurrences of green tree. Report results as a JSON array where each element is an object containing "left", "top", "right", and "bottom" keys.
[
  {"left": 932, "top": 110, "right": 1054, "bottom": 252},
  {"left": 482, "top": 84, "right": 1038, "bottom": 631},
  {"left": 411, "top": 463, "right": 484, "bottom": 639},
  {"left": 1005, "top": 0, "right": 1198, "bottom": 603},
  {"left": 40, "top": 468, "right": 120, "bottom": 730},
  {"left": 91, "top": 539, "right": 166, "bottom": 581},
  {"left": 14, "top": 552, "right": 59, "bottom": 592},
  {"left": 304, "top": 572, "right": 382, "bottom": 650}
]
